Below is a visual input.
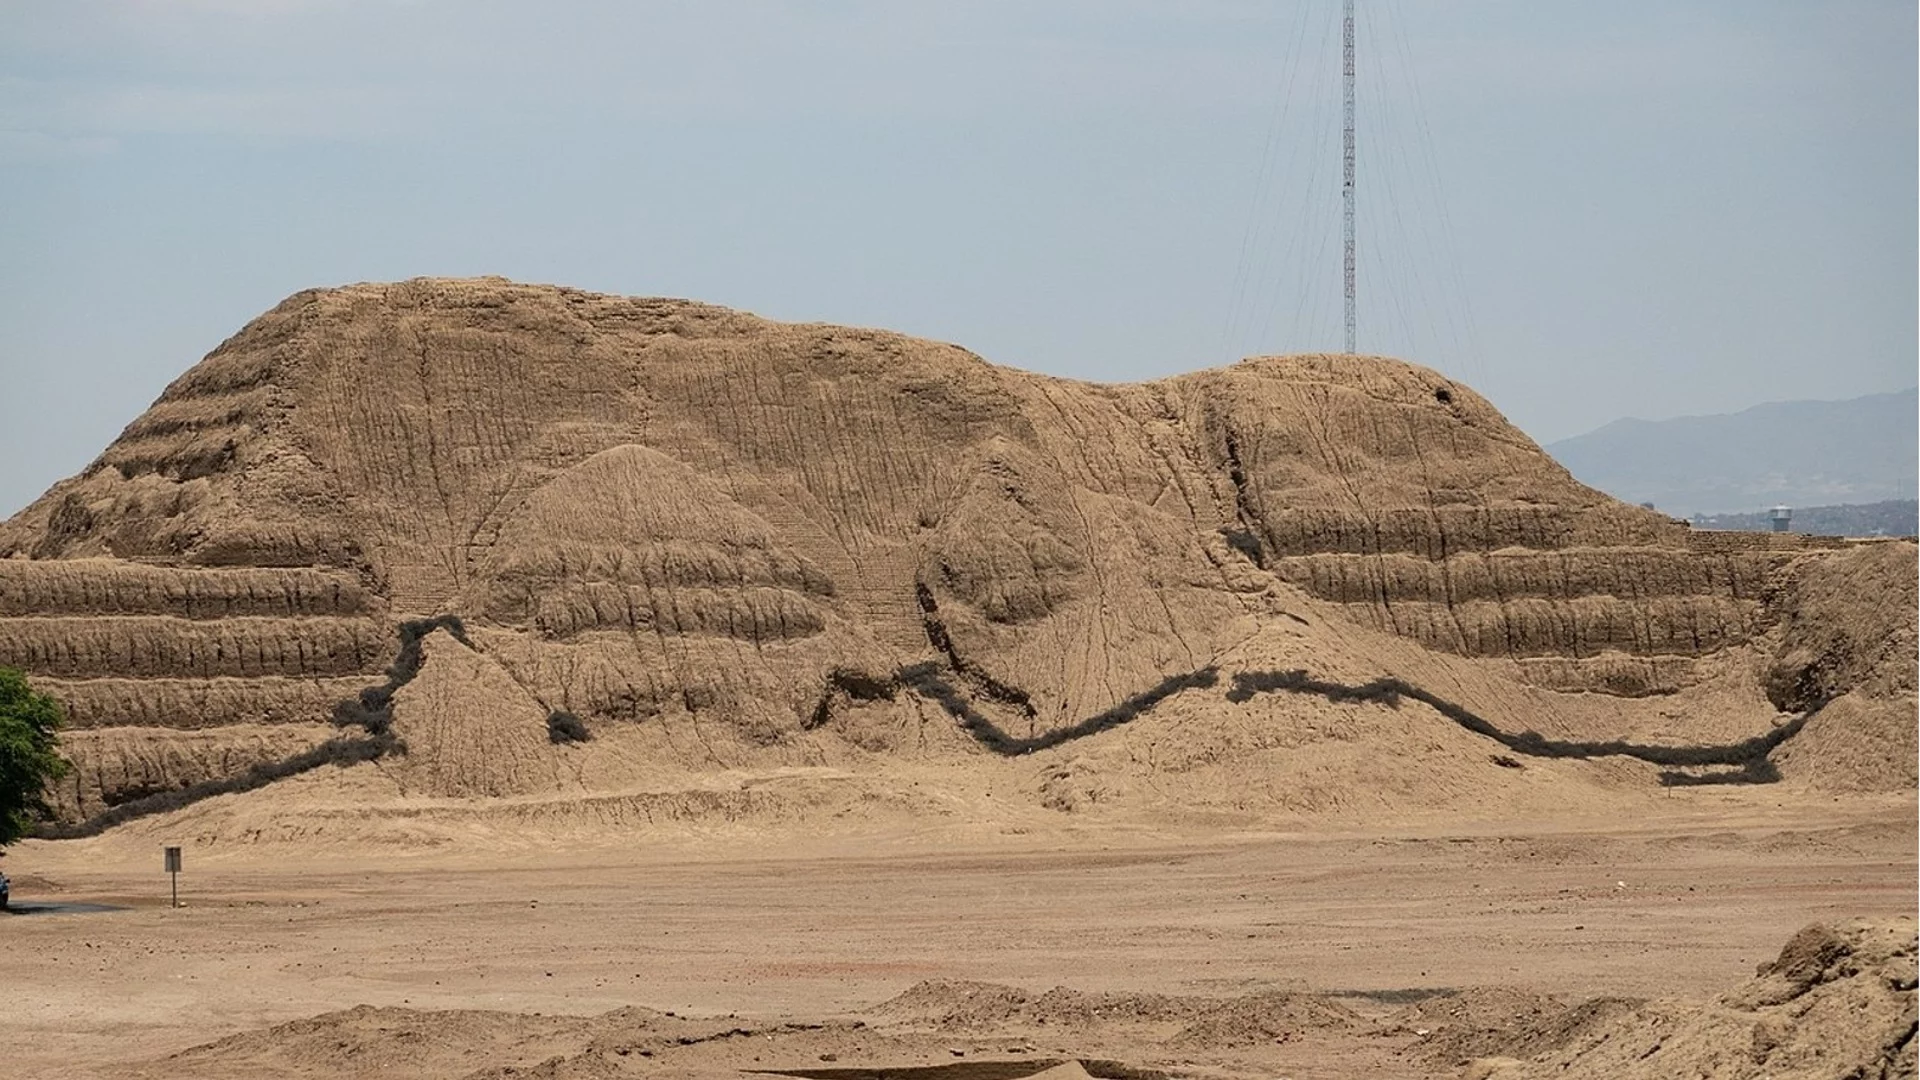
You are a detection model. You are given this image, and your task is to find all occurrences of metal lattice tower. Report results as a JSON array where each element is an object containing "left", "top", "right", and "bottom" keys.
[{"left": 1342, "top": 0, "right": 1356, "bottom": 355}]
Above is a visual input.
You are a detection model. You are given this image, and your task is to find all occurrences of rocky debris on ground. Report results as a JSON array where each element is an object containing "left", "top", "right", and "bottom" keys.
[{"left": 1470, "top": 917, "right": 1918, "bottom": 1080}]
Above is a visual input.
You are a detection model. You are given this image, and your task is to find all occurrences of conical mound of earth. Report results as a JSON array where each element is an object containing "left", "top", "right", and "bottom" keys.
[{"left": 2, "top": 277, "right": 1911, "bottom": 833}]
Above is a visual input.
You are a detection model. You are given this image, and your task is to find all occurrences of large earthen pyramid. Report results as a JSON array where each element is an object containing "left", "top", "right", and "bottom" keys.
[{"left": 3, "top": 278, "right": 1911, "bottom": 828}]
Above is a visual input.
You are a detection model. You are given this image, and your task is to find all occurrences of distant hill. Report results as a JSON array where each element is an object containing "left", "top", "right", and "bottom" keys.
[
  {"left": 1547, "top": 389, "right": 1917, "bottom": 517},
  {"left": 1690, "top": 500, "right": 1917, "bottom": 538}
]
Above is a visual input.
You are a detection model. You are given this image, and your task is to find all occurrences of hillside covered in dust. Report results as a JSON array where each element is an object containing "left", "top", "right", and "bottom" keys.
[{"left": 1, "top": 277, "right": 1912, "bottom": 835}]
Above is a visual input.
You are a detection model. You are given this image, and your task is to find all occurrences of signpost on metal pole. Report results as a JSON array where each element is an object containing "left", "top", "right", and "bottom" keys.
[{"left": 164, "top": 846, "right": 181, "bottom": 908}]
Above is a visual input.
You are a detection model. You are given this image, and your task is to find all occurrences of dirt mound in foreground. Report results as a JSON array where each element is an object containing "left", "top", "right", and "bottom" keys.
[
  {"left": 135, "top": 980, "right": 1374, "bottom": 1080},
  {"left": 877, "top": 978, "right": 1361, "bottom": 1041},
  {"left": 100, "top": 914, "right": 1916, "bottom": 1080},
  {"left": 1378, "top": 986, "right": 1642, "bottom": 1067},
  {"left": 0, "top": 277, "right": 1908, "bottom": 831},
  {"left": 156, "top": 1004, "right": 602, "bottom": 1079},
  {"left": 1476, "top": 917, "right": 1917, "bottom": 1080},
  {"left": 139, "top": 1000, "right": 1127, "bottom": 1080}
]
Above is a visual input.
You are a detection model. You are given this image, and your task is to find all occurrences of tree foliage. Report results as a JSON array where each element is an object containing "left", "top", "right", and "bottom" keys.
[{"left": 0, "top": 667, "right": 69, "bottom": 847}]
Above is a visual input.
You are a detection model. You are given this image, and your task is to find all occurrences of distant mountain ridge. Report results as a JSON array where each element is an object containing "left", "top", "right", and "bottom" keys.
[{"left": 1547, "top": 389, "right": 1918, "bottom": 517}]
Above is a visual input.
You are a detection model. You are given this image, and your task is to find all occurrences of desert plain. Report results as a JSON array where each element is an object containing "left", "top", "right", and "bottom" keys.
[{"left": 4, "top": 790, "right": 1914, "bottom": 1079}]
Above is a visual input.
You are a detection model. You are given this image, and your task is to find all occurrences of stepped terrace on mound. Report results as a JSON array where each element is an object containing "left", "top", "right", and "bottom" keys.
[{"left": 1, "top": 277, "right": 1910, "bottom": 826}]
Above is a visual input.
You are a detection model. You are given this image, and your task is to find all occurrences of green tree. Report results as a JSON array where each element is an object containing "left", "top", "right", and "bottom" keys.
[{"left": 0, "top": 667, "right": 69, "bottom": 847}]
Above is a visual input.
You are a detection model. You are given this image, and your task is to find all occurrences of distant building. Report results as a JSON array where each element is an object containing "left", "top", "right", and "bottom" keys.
[{"left": 1770, "top": 506, "right": 1793, "bottom": 533}]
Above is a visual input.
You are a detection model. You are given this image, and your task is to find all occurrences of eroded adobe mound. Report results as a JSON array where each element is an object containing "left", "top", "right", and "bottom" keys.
[{"left": 1, "top": 278, "right": 1910, "bottom": 825}]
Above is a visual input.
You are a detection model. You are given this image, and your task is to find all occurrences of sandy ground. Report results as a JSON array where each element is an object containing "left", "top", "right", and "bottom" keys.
[{"left": 3, "top": 793, "right": 1913, "bottom": 1079}]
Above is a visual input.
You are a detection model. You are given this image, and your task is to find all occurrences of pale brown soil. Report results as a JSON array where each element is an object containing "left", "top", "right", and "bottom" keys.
[{"left": 4, "top": 797, "right": 1911, "bottom": 1079}]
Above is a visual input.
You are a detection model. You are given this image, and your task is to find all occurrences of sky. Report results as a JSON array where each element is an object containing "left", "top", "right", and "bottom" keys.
[{"left": 2, "top": 0, "right": 1914, "bottom": 517}]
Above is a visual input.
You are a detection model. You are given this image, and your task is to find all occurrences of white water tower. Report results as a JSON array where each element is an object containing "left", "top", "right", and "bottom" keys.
[{"left": 1770, "top": 506, "right": 1792, "bottom": 533}]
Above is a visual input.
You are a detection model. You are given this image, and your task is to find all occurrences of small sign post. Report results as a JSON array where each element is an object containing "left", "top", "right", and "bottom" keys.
[{"left": 163, "top": 846, "right": 181, "bottom": 908}]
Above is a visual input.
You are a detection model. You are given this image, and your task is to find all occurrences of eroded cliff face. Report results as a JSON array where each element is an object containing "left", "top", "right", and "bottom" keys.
[{"left": 0, "top": 278, "right": 1907, "bottom": 820}]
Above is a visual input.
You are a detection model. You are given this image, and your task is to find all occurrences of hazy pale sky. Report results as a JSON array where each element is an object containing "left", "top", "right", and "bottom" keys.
[{"left": 2, "top": 0, "right": 1914, "bottom": 516}]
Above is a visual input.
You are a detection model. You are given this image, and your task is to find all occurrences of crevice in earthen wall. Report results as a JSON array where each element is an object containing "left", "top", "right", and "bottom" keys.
[
  {"left": 1218, "top": 426, "right": 1269, "bottom": 569},
  {"left": 896, "top": 660, "right": 1220, "bottom": 756},
  {"left": 1222, "top": 669, "right": 1812, "bottom": 784},
  {"left": 33, "top": 732, "right": 397, "bottom": 839},
  {"left": 33, "top": 615, "right": 470, "bottom": 838},
  {"left": 914, "top": 580, "right": 1037, "bottom": 720},
  {"left": 881, "top": 654, "right": 1813, "bottom": 785},
  {"left": 804, "top": 666, "right": 904, "bottom": 731},
  {"left": 33, "top": 598, "right": 1831, "bottom": 838}
]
